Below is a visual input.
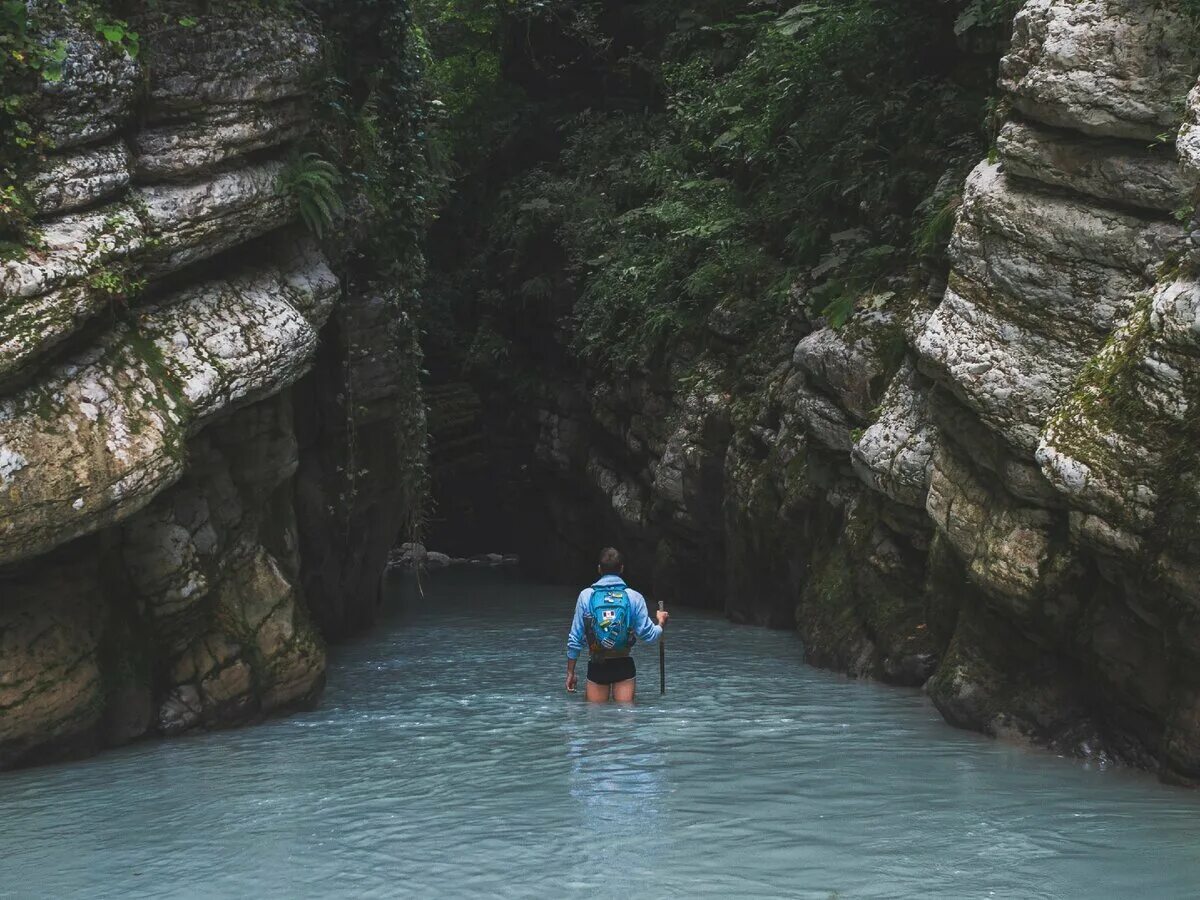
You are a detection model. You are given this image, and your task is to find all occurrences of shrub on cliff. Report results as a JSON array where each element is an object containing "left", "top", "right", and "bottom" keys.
[{"left": 418, "top": 0, "right": 1020, "bottom": 376}]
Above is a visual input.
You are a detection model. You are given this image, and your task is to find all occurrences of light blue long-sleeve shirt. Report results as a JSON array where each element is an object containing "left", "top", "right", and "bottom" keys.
[{"left": 566, "top": 574, "right": 662, "bottom": 660}]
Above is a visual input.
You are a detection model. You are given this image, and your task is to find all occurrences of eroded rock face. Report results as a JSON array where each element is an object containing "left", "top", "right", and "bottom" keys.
[
  {"left": 852, "top": 361, "right": 937, "bottom": 508},
  {"left": 0, "top": 4, "right": 417, "bottom": 767},
  {"left": 35, "top": 8, "right": 140, "bottom": 151},
  {"left": 135, "top": 7, "right": 319, "bottom": 178},
  {"left": 29, "top": 142, "right": 132, "bottom": 216},
  {"left": 0, "top": 239, "right": 336, "bottom": 566},
  {"left": 128, "top": 395, "right": 326, "bottom": 736},
  {"left": 1000, "top": 0, "right": 1200, "bottom": 140},
  {"left": 512, "top": 0, "right": 1200, "bottom": 784},
  {"left": 294, "top": 290, "right": 428, "bottom": 641},
  {"left": 0, "top": 546, "right": 110, "bottom": 767},
  {"left": 0, "top": 395, "right": 327, "bottom": 767},
  {"left": 997, "top": 120, "right": 1190, "bottom": 212},
  {"left": 890, "top": 0, "right": 1200, "bottom": 779}
]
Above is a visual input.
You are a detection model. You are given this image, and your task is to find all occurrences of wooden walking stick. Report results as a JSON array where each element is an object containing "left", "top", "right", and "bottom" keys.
[{"left": 658, "top": 600, "right": 666, "bottom": 695}]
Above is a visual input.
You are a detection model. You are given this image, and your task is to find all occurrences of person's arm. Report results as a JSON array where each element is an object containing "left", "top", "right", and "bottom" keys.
[
  {"left": 565, "top": 592, "right": 587, "bottom": 692},
  {"left": 630, "top": 591, "right": 666, "bottom": 644}
]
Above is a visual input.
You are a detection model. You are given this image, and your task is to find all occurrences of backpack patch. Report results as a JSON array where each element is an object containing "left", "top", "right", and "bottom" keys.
[{"left": 585, "top": 585, "right": 634, "bottom": 653}]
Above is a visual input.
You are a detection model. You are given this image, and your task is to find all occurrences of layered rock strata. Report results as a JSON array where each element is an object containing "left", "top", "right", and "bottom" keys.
[
  {"left": 0, "top": 6, "right": 417, "bottom": 766},
  {"left": 516, "top": 0, "right": 1200, "bottom": 782}
]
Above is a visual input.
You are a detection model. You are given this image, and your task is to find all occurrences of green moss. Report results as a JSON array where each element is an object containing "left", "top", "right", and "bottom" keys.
[
  {"left": 797, "top": 492, "right": 944, "bottom": 680},
  {"left": 1, "top": 2, "right": 141, "bottom": 245},
  {"left": 87, "top": 265, "right": 146, "bottom": 313},
  {"left": 1040, "top": 272, "right": 1200, "bottom": 589},
  {"left": 0, "top": 6, "right": 62, "bottom": 243},
  {"left": 122, "top": 327, "right": 189, "bottom": 462},
  {"left": 798, "top": 499, "right": 880, "bottom": 657},
  {"left": 275, "top": 595, "right": 327, "bottom": 678},
  {"left": 1145, "top": 350, "right": 1200, "bottom": 567},
  {"left": 801, "top": 535, "right": 860, "bottom": 646},
  {"left": 1044, "top": 295, "right": 1159, "bottom": 472},
  {"left": 1177, "top": 0, "right": 1200, "bottom": 22}
]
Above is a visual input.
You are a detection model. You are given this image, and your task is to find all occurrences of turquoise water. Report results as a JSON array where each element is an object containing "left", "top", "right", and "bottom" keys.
[{"left": 1, "top": 570, "right": 1199, "bottom": 899}]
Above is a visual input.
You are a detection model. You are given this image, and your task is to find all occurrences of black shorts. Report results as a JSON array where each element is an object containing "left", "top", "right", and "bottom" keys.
[{"left": 587, "top": 656, "right": 636, "bottom": 685}]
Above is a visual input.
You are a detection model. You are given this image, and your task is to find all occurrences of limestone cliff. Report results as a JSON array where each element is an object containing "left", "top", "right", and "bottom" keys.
[
  {"left": 0, "top": 3, "right": 423, "bottom": 766},
  {"left": 497, "top": 0, "right": 1200, "bottom": 782}
]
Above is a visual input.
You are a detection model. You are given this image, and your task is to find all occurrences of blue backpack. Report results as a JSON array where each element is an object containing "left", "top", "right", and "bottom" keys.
[{"left": 584, "top": 581, "right": 634, "bottom": 655}]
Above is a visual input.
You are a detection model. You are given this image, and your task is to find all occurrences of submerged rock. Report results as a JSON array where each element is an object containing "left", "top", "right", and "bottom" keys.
[{"left": 386, "top": 545, "right": 518, "bottom": 571}]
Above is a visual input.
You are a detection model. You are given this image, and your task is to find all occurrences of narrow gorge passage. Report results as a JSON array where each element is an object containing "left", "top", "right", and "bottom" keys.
[
  {"left": 6, "top": 1, "right": 1200, "bottom": 894},
  {"left": 2, "top": 570, "right": 1199, "bottom": 899}
]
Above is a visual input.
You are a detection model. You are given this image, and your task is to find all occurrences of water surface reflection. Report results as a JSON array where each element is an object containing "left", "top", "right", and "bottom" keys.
[{"left": 0, "top": 570, "right": 1198, "bottom": 899}]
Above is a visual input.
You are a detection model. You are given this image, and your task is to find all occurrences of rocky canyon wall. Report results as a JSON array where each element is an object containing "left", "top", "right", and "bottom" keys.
[
  {"left": 512, "top": 0, "right": 1200, "bottom": 782},
  {"left": 0, "top": 3, "right": 423, "bottom": 767}
]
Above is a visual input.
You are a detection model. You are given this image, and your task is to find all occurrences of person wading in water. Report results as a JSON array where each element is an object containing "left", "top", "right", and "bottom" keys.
[{"left": 565, "top": 547, "right": 668, "bottom": 702}]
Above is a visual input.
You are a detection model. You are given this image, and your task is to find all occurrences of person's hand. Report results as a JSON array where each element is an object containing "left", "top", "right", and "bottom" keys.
[
  {"left": 656, "top": 609, "right": 669, "bottom": 627},
  {"left": 566, "top": 671, "right": 578, "bottom": 693}
]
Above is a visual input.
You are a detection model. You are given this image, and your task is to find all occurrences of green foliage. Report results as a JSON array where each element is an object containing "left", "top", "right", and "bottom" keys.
[
  {"left": 563, "top": 125, "right": 786, "bottom": 358},
  {"left": 914, "top": 188, "right": 964, "bottom": 259},
  {"left": 87, "top": 264, "right": 146, "bottom": 313},
  {"left": 308, "top": 0, "right": 431, "bottom": 279},
  {"left": 413, "top": 0, "right": 507, "bottom": 167},
  {"left": 0, "top": 1, "right": 141, "bottom": 249},
  {"left": 820, "top": 294, "right": 858, "bottom": 330},
  {"left": 93, "top": 17, "right": 140, "bottom": 59},
  {"left": 303, "top": 0, "right": 433, "bottom": 541},
  {"left": 808, "top": 244, "right": 900, "bottom": 329},
  {"left": 422, "top": 0, "right": 1001, "bottom": 372},
  {"left": 279, "top": 150, "right": 345, "bottom": 238},
  {"left": 0, "top": 2, "right": 60, "bottom": 246}
]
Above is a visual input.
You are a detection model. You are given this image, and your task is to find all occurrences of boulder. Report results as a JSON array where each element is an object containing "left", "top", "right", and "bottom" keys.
[
  {"left": 426, "top": 552, "right": 452, "bottom": 568},
  {"left": 793, "top": 312, "right": 903, "bottom": 422},
  {"left": 1000, "top": 0, "right": 1200, "bottom": 140}
]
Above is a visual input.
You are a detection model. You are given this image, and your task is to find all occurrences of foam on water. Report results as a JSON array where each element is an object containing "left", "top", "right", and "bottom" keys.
[{"left": 2, "top": 570, "right": 1199, "bottom": 899}]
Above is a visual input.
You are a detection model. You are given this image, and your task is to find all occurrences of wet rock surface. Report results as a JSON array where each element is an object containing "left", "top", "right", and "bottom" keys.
[
  {"left": 469, "top": 0, "right": 1200, "bottom": 784},
  {"left": 0, "top": 4, "right": 419, "bottom": 767},
  {"left": 6, "top": 0, "right": 1200, "bottom": 787}
]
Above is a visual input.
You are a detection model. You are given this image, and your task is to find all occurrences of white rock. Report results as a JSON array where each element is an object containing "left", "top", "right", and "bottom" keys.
[
  {"left": 0, "top": 240, "right": 338, "bottom": 565},
  {"left": 1000, "top": 0, "right": 1200, "bottom": 140},
  {"left": 998, "top": 119, "right": 1190, "bottom": 212},
  {"left": 29, "top": 142, "right": 132, "bottom": 217},
  {"left": 852, "top": 361, "right": 937, "bottom": 508}
]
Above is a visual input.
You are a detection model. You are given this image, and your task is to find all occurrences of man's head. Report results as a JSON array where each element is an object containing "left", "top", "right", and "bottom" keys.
[{"left": 598, "top": 547, "right": 624, "bottom": 576}]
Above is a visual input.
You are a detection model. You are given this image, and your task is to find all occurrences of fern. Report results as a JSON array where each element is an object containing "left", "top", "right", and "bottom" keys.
[
  {"left": 914, "top": 194, "right": 962, "bottom": 258},
  {"left": 820, "top": 292, "right": 856, "bottom": 330},
  {"left": 279, "top": 151, "right": 345, "bottom": 238}
]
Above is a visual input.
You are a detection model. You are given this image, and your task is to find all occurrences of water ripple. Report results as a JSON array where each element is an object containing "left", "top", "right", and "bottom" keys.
[{"left": 1, "top": 570, "right": 1199, "bottom": 899}]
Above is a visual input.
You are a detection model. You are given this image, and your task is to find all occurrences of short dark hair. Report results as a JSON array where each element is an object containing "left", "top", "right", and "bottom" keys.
[{"left": 598, "top": 547, "right": 623, "bottom": 574}]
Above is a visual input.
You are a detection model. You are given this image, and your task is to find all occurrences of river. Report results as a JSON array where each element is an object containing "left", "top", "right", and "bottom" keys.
[{"left": 1, "top": 570, "right": 1198, "bottom": 898}]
